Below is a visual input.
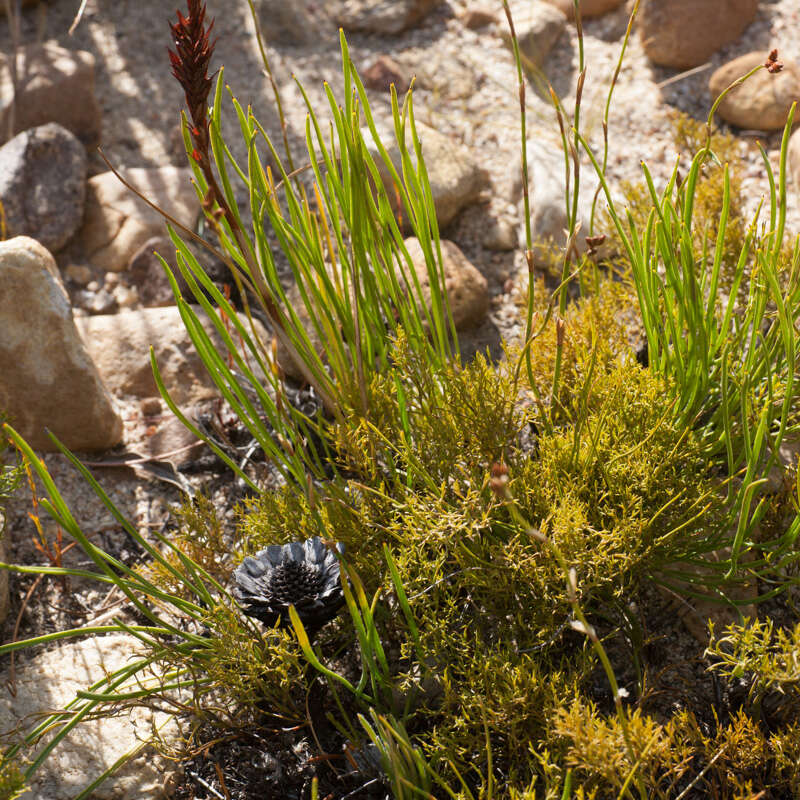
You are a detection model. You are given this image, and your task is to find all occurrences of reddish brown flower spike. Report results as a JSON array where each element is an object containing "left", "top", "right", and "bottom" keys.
[{"left": 168, "top": 0, "right": 216, "bottom": 160}]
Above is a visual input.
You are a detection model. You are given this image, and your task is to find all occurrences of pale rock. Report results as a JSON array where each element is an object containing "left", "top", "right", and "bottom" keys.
[
  {"left": 0, "top": 123, "right": 87, "bottom": 251},
  {"left": 334, "top": 0, "right": 440, "bottom": 35},
  {"left": 0, "top": 635, "right": 180, "bottom": 799},
  {"left": 502, "top": 1, "right": 566, "bottom": 70},
  {"left": 75, "top": 306, "right": 269, "bottom": 407},
  {"left": 365, "top": 119, "right": 487, "bottom": 231},
  {"left": 543, "top": 0, "right": 623, "bottom": 19},
  {"left": 74, "top": 287, "right": 116, "bottom": 315},
  {"left": 77, "top": 167, "right": 198, "bottom": 273},
  {"left": 483, "top": 217, "right": 518, "bottom": 251},
  {"left": 640, "top": 0, "right": 758, "bottom": 70},
  {"left": 527, "top": 138, "right": 601, "bottom": 265},
  {"left": 113, "top": 283, "right": 139, "bottom": 309},
  {"left": 0, "top": 237, "right": 122, "bottom": 452},
  {"left": 404, "top": 237, "right": 489, "bottom": 329},
  {"left": 0, "top": 41, "right": 101, "bottom": 147},
  {"left": 790, "top": 128, "right": 800, "bottom": 191},
  {"left": 252, "top": 0, "right": 331, "bottom": 44},
  {"left": 460, "top": 6, "right": 497, "bottom": 28},
  {"left": 64, "top": 263, "right": 93, "bottom": 285},
  {"left": 709, "top": 53, "right": 800, "bottom": 131},
  {"left": 415, "top": 52, "right": 478, "bottom": 101}
]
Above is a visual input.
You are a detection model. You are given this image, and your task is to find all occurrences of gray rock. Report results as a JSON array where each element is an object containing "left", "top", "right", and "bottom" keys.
[
  {"left": 0, "top": 237, "right": 122, "bottom": 452},
  {"left": 366, "top": 119, "right": 487, "bottom": 231},
  {"left": 334, "top": 0, "right": 440, "bottom": 35},
  {"left": 0, "top": 635, "right": 180, "bottom": 799},
  {"left": 640, "top": 0, "right": 757, "bottom": 70},
  {"left": 709, "top": 53, "right": 800, "bottom": 131},
  {"left": 75, "top": 306, "right": 269, "bottom": 407},
  {"left": 0, "top": 123, "right": 87, "bottom": 252},
  {"left": 0, "top": 41, "right": 101, "bottom": 147},
  {"left": 502, "top": 1, "right": 566, "bottom": 70},
  {"left": 77, "top": 167, "right": 198, "bottom": 273}
]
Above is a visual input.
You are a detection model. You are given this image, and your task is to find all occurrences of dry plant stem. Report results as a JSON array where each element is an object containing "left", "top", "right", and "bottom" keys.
[
  {"left": 501, "top": 2, "right": 536, "bottom": 390},
  {"left": 68, "top": 0, "right": 89, "bottom": 35},
  {"left": 589, "top": 0, "right": 641, "bottom": 234},
  {"left": 550, "top": 0, "right": 586, "bottom": 409},
  {"left": 245, "top": 0, "right": 296, "bottom": 173}
]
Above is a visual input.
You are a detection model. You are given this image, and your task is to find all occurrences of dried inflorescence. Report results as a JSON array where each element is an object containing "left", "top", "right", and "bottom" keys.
[
  {"left": 765, "top": 48, "right": 784, "bottom": 74},
  {"left": 233, "top": 537, "right": 346, "bottom": 636}
]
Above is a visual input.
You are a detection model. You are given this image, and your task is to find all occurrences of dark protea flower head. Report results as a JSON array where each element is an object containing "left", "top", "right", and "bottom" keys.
[{"left": 233, "top": 537, "right": 345, "bottom": 635}]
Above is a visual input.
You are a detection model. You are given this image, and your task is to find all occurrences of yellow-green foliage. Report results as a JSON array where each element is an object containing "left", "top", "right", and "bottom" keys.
[
  {"left": 0, "top": 755, "right": 26, "bottom": 800},
  {"left": 142, "top": 278, "right": 795, "bottom": 796},
  {"left": 707, "top": 618, "right": 800, "bottom": 720},
  {"left": 142, "top": 494, "right": 233, "bottom": 601},
  {"left": 554, "top": 700, "right": 694, "bottom": 795},
  {"left": 200, "top": 604, "right": 306, "bottom": 720},
  {"left": 554, "top": 700, "right": 800, "bottom": 799},
  {"left": 519, "top": 277, "right": 639, "bottom": 419},
  {"left": 236, "top": 328, "right": 737, "bottom": 792}
]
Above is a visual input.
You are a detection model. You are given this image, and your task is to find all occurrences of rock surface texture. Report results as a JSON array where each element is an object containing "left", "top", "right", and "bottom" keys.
[
  {"left": 502, "top": 0, "right": 567, "bottom": 69},
  {"left": 639, "top": 0, "right": 758, "bottom": 69},
  {"left": 0, "top": 123, "right": 87, "bottom": 251},
  {"left": 77, "top": 167, "right": 198, "bottom": 273},
  {"left": 0, "top": 41, "right": 101, "bottom": 146},
  {"left": 334, "top": 0, "right": 440, "bottom": 34},
  {"left": 527, "top": 138, "right": 600, "bottom": 264},
  {"left": 252, "top": 0, "right": 331, "bottom": 44},
  {"left": 543, "top": 0, "right": 623, "bottom": 20},
  {"left": 0, "top": 635, "right": 179, "bottom": 800},
  {"left": 76, "top": 305, "right": 268, "bottom": 406},
  {"left": 709, "top": 53, "right": 800, "bottom": 131},
  {"left": 405, "top": 236, "right": 489, "bottom": 329},
  {"left": 0, "top": 237, "right": 122, "bottom": 452},
  {"left": 366, "top": 120, "right": 487, "bottom": 231},
  {"left": 790, "top": 128, "right": 800, "bottom": 190}
]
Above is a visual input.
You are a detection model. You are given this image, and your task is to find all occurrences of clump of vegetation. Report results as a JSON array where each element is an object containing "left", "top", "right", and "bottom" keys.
[
  {"left": 605, "top": 110, "right": 750, "bottom": 294},
  {"left": 1, "top": 2, "right": 800, "bottom": 799}
]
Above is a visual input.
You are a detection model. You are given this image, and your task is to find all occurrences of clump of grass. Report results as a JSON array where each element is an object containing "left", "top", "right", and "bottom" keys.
[{"left": 607, "top": 111, "right": 749, "bottom": 293}]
